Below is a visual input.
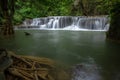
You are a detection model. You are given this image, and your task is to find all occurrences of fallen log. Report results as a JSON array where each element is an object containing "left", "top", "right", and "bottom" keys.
[{"left": 0, "top": 49, "right": 70, "bottom": 80}]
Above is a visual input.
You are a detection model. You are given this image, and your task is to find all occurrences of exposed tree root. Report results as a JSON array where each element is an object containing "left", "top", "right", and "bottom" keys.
[{"left": 1, "top": 51, "right": 70, "bottom": 80}]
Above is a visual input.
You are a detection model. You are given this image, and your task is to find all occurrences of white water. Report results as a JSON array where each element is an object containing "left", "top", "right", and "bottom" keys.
[
  {"left": 72, "top": 57, "right": 102, "bottom": 80},
  {"left": 15, "top": 16, "right": 109, "bottom": 31}
]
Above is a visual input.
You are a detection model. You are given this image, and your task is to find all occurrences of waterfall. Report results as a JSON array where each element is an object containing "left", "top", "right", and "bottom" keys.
[{"left": 15, "top": 16, "right": 109, "bottom": 31}]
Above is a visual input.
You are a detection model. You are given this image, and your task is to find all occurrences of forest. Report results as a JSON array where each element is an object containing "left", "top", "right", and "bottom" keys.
[
  {"left": 0, "top": 0, "right": 111, "bottom": 25},
  {"left": 0, "top": 0, "right": 120, "bottom": 80},
  {"left": 0, "top": 0, "right": 120, "bottom": 41}
]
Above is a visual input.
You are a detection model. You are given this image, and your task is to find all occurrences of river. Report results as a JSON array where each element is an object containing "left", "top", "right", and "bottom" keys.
[{"left": 0, "top": 30, "right": 120, "bottom": 80}]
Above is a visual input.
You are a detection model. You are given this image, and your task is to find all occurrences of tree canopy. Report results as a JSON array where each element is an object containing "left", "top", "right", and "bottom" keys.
[
  {"left": 0, "top": 0, "right": 120, "bottom": 42},
  {"left": 0, "top": 0, "right": 112, "bottom": 25},
  {"left": 12, "top": 0, "right": 112, "bottom": 24}
]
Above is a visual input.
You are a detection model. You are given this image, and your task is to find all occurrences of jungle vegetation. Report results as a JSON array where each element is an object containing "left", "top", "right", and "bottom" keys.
[
  {"left": 0, "top": 0, "right": 120, "bottom": 41},
  {"left": 0, "top": 0, "right": 111, "bottom": 25},
  {"left": 106, "top": 0, "right": 120, "bottom": 41}
]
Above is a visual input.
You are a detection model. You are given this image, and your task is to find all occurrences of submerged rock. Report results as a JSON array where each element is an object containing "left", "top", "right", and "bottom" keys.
[{"left": 24, "top": 32, "right": 31, "bottom": 36}]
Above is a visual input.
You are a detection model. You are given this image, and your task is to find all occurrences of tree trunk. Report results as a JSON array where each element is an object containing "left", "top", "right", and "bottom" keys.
[
  {"left": 71, "top": 0, "right": 98, "bottom": 16},
  {"left": 0, "top": 0, "right": 15, "bottom": 35},
  {"left": 2, "top": 11, "right": 14, "bottom": 35}
]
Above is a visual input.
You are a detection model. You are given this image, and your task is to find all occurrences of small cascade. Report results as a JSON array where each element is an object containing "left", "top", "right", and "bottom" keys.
[
  {"left": 15, "top": 16, "right": 109, "bottom": 31},
  {"left": 52, "top": 17, "right": 59, "bottom": 29}
]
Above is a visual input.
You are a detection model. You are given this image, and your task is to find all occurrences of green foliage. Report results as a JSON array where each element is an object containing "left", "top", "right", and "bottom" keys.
[
  {"left": 13, "top": 14, "right": 23, "bottom": 25},
  {"left": 13, "top": 0, "right": 73, "bottom": 24},
  {"left": 107, "top": 0, "right": 120, "bottom": 40},
  {"left": 4, "top": 0, "right": 114, "bottom": 25}
]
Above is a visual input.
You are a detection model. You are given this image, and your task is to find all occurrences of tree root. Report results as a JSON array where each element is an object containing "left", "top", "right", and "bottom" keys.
[{"left": 3, "top": 51, "right": 70, "bottom": 80}]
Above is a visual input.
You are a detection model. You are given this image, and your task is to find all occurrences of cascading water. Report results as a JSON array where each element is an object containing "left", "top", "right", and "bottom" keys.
[{"left": 15, "top": 16, "right": 109, "bottom": 31}]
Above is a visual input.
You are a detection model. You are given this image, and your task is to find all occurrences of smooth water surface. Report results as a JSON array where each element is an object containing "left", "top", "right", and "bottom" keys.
[{"left": 0, "top": 30, "right": 120, "bottom": 80}]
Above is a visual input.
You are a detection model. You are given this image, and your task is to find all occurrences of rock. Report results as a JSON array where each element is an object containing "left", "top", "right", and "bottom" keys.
[{"left": 24, "top": 32, "right": 31, "bottom": 36}]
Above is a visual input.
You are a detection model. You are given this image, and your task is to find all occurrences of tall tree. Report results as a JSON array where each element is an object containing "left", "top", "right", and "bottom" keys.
[
  {"left": 71, "top": 0, "right": 111, "bottom": 16},
  {"left": 0, "top": 0, "right": 15, "bottom": 35}
]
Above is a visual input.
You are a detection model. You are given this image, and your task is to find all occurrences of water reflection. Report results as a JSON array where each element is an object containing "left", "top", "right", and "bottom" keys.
[{"left": 0, "top": 30, "right": 120, "bottom": 80}]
